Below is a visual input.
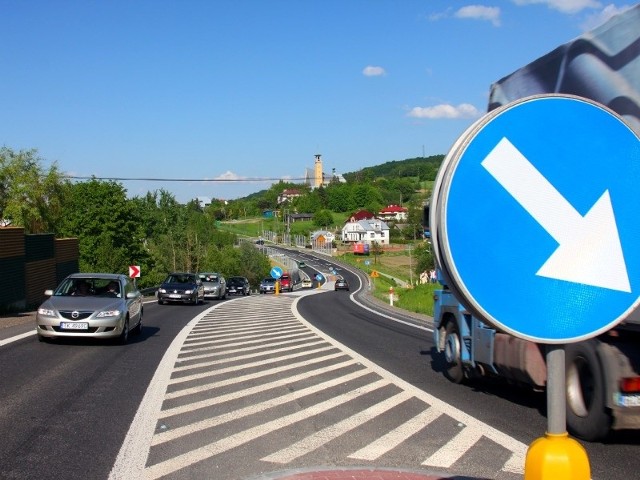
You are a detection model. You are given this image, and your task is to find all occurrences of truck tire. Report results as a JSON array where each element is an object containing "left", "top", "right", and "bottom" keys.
[
  {"left": 444, "top": 321, "right": 465, "bottom": 384},
  {"left": 565, "top": 340, "right": 611, "bottom": 441}
]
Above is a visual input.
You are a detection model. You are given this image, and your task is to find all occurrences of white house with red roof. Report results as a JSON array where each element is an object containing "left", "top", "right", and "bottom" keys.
[{"left": 378, "top": 204, "right": 408, "bottom": 222}]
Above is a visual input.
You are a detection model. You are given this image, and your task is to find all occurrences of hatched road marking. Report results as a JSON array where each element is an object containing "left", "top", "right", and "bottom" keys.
[{"left": 109, "top": 294, "right": 527, "bottom": 480}]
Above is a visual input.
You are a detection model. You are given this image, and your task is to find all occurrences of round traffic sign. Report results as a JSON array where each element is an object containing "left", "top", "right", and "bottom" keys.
[
  {"left": 434, "top": 95, "right": 640, "bottom": 343},
  {"left": 270, "top": 266, "right": 283, "bottom": 279}
]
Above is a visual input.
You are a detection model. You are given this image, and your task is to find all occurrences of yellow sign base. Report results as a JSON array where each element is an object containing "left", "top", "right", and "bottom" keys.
[{"left": 525, "top": 432, "right": 590, "bottom": 480}]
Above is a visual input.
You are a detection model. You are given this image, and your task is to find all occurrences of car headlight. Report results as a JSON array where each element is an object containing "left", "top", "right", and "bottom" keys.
[
  {"left": 185, "top": 289, "right": 193, "bottom": 294},
  {"left": 96, "top": 310, "right": 121, "bottom": 318},
  {"left": 38, "top": 307, "right": 55, "bottom": 316},
  {"left": 158, "top": 288, "right": 167, "bottom": 293}
]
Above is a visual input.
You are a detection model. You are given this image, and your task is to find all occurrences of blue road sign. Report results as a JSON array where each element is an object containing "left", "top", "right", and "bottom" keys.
[
  {"left": 270, "top": 266, "right": 283, "bottom": 279},
  {"left": 438, "top": 95, "right": 640, "bottom": 343},
  {"left": 315, "top": 273, "right": 323, "bottom": 282}
]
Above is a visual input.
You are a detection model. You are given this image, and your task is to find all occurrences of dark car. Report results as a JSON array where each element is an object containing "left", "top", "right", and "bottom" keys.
[
  {"left": 158, "top": 272, "right": 204, "bottom": 305},
  {"left": 226, "top": 276, "right": 251, "bottom": 296},
  {"left": 259, "top": 278, "right": 276, "bottom": 294},
  {"left": 334, "top": 277, "right": 349, "bottom": 291},
  {"left": 35, "top": 273, "right": 143, "bottom": 344},
  {"left": 198, "top": 272, "right": 226, "bottom": 300}
]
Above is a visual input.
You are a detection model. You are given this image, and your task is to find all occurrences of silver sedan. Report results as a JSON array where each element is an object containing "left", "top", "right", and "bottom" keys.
[{"left": 35, "top": 273, "right": 143, "bottom": 344}]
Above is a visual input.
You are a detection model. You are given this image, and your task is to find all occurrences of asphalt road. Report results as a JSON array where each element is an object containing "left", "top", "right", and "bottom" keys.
[
  {"left": 0, "top": 298, "right": 210, "bottom": 480},
  {"left": 1, "top": 261, "right": 639, "bottom": 479}
]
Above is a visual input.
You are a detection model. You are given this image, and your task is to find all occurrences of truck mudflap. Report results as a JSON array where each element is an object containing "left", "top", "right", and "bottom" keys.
[{"left": 493, "top": 333, "right": 546, "bottom": 388}]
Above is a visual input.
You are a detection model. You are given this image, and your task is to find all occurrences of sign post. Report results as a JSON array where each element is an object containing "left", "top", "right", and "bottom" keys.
[
  {"left": 271, "top": 266, "right": 283, "bottom": 295},
  {"left": 432, "top": 95, "right": 640, "bottom": 479}
]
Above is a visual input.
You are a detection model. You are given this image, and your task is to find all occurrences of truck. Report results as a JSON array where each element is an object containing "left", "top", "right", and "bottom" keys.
[{"left": 431, "top": 5, "right": 640, "bottom": 441}]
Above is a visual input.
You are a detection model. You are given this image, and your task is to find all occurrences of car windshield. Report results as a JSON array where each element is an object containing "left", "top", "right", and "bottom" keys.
[
  {"left": 55, "top": 277, "right": 121, "bottom": 297},
  {"left": 166, "top": 274, "right": 196, "bottom": 284},
  {"left": 262, "top": 278, "right": 275, "bottom": 284},
  {"left": 228, "top": 277, "right": 244, "bottom": 285}
]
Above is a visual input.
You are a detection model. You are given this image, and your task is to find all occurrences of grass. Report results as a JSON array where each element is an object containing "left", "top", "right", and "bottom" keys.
[{"left": 336, "top": 251, "right": 436, "bottom": 316}]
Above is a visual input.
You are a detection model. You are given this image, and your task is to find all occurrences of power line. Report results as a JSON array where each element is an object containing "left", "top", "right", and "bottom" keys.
[{"left": 63, "top": 175, "right": 310, "bottom": 182}]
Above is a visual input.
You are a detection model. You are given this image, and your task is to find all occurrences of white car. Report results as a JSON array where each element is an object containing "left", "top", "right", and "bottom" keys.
[{"left": 301, "top": 278, "right": 312, "bottom": 288}]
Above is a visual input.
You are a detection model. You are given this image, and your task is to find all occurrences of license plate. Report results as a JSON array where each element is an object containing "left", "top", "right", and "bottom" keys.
[
  {"left": 615, "top": 393, "right": 640, "bottom": 407},
  {"left": 169, "top": 294, "right": 182, "bottom": 298},
  {"left": 61, "top": 322, "right": 89, "bottom": 330}
]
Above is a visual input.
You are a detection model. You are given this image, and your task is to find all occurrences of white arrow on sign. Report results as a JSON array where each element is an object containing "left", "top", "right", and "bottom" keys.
[{"left": 481, "top": 137, "right": 630, "bottom": 292}]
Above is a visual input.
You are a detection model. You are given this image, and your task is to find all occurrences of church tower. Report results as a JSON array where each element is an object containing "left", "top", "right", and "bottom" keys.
[{"left": 314, "top": 154, "right": 323, "bottom": 188}]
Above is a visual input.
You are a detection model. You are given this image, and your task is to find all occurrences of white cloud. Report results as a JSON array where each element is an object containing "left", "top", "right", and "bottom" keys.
[
  {"left": 362, "top": 65, "right": 386, "bottom": 76},
  {"left": 407, "top": 103, "right": 482, "bottom": 119},
  {"left": 455, "top": 5, "right": 502, "bottom": 26},
  {"left": 212, "top": 170, "right": 243, "bottom": 181},
  {"left": 512, "top": 0, "right": 602, "bottom": 14},
  {"left": 580, "top": 4, "right": 631, "bottom": 30}
]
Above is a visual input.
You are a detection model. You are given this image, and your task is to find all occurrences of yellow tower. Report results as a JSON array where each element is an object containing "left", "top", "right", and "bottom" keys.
[{"left": 314, "top": 154, "right": 323, "bottom": 188}]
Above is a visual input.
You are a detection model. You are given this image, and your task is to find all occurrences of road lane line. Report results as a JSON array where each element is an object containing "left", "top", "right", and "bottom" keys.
[
  {"left": 159, "top": 359, "right": 363, "bottom": 419},
  {"left": 108, "top": 303, "right": 224, "bottom": 480},
  {"left": 172, "top": 339, "right": 326, "bottom": 372},
  {"left": 422, "top": 425, "right": 484, "bottom": 468},
  {"left": 168, "top": 344, "right": 339, "bottom": 385},
  {"left": 144, "top": 379, "right": 391, "bottom": 479},
  {"left": 261, "top": 390, "right": 414, "bottom": 464},
  {"left": 176, "top": 334, "right": 320, "bottom": 362},
  {"left": 153, "top": 367, "right": 373, "bottom": 445},
  {"left": 349, "top": 407, "right": 443, "bottom": 460},
  {"left": 164, "top": 350, "right": 348, "bottom": 400}
]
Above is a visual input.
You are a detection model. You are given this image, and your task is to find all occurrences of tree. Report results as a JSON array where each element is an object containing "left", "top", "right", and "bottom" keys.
[
  {"left": 370, "top": 241, "right": 384, "bottom": 264},
  {"left": 413, "top": 241, "right": 435, "bottom": 275},
  {"left": 313, "top": 209, "right": 333, "bottom": 228},
  {"left": 0, "top": 147, "right": 67, "bottom": 233},
  {"left": 57, "top": 179, "right": 150, "bottom": 274}
]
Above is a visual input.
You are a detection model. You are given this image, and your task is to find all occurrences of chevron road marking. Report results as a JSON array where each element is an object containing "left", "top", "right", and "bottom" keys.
[{"left": 109, "top": 294, "right": 528, "bottom": 480}]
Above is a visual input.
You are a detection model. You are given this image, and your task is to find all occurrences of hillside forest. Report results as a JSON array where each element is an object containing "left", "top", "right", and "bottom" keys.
[{"left": 0, "top": 146, "right": 443, "bottom": 288}]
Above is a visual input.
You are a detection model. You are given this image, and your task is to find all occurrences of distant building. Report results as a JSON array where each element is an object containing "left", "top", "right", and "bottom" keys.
[
  {"left": 303, "top": 154, "right": 346, "bottom": 189},
  {"left": 311, "top": 230, "right": 336, "bottom": 245},
  {"left": 378, "top": 205, "right": 408, "bottom": 222},
  {"left": 341, "top": 218, "right": 390, "bottom": 245},
  {"left": 346, "top": 210, "right": 376, "bottom": 222},
  {"left": 196, "top": 196, "right": 212, "bottom": 208},
  {"left": 286, "top": 212, "right": 313, "bottom": 223},
  {"left": 277, "top": 189, "right": 303, "bottom": 205}
]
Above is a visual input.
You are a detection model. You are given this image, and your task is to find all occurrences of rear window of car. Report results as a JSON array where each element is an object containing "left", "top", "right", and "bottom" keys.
[{"left": 199, "top": 274, "right": 219, "bottom": 282}]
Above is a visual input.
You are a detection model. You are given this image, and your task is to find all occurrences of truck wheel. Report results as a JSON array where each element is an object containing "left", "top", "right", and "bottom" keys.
[
  {"left": 443, "top": 321, "right": 464, "bottom": 384},
  {"left": 565, "top": 340, "right": 611, "bottom": 441}
]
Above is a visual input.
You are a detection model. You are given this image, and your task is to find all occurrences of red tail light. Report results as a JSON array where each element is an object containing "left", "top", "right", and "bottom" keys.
[{"left": 620, "top": 377, "right": 640, "bottom": 393}]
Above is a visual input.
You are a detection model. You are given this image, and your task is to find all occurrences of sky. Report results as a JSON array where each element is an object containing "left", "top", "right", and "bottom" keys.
[{"left": 1, "top": 0, "right": 634, "bottom": 203}]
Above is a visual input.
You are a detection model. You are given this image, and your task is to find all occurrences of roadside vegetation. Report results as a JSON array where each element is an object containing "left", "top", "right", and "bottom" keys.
[{"left": 0, "top": 146, "right": 441, "bottom": 308}]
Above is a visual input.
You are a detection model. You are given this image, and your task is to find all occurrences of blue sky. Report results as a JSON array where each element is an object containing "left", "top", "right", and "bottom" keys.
[{"left": 1, "top": 0, "right": 633, "bottom": 202}]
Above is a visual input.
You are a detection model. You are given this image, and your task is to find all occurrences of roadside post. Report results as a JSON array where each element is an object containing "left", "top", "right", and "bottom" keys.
[
  {"left": 431, "top": 95, "right": 640, "bottom": 479},
  {"left": 389, "top": 286, "right": 394, "bottom": 306},
  {"left": 270, "top": 266, "right": 282, "bottom": 296},
  {"left": 315, "top": 273, "right": 322, "bottom": 289}
]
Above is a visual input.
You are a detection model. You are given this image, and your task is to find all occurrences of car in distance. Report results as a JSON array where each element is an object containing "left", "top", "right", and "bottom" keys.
[
  {"left": 226, "top": 276, "right": 251, "bottom": 296},
  {"left": 158, "top": 272, "right": 205, "bottom": 305},
  {"left": 35, "top": 273, "right": 143, "bottom": 344},
  {"left": 301, "top": 278, "right": 312, "bottom": 288},
  {"left": 259, "top": 277, "right": 276, "bottom": 294},
  {"left": 334, "top": 277, "right": 349, "bottom": 291},
  {"left": 297, "top": 261, "right": 306, "bottom": 268},
  {"left": 198, "top": 272, "right": 226, "bottom": 300}
]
